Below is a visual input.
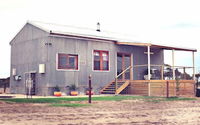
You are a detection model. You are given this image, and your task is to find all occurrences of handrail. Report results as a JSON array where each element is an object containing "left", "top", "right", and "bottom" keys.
[
  {"left": 133, "top": 64, "right": 194, "bottom": 69},
  {"left": 133, "top": 64, "right": 163, "bottom": 67},
  {"left": 116, "top": 66, "right": 132, "bottom": 79},
  {"left": 115, "top": 66, "right": 132, "bottom": 94}
]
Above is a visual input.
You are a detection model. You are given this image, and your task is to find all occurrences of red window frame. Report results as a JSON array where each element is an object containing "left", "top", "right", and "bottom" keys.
[
  {"left": 93, "top": 50, "right": 109, "bottom": 71},
  {"left": 58, "top": 53, "right": 78, "bottom": 70}
]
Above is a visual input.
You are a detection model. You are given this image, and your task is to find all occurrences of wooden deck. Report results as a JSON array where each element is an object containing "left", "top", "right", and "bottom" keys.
[{"left": 126, "top": 80, "right": 196, "bottom": 97}]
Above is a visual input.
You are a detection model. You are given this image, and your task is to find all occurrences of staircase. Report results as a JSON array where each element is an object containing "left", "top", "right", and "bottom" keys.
[
  {"left": 100, "top": 80, "right": 130, "bottom": 94},
  {"left": 100, "top": 66, "right": 132, "bottom": 95}
]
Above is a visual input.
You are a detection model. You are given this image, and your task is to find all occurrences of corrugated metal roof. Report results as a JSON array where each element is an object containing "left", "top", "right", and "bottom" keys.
[
  {"left": 28, "top": 21, "right": 144, "bottom": 42},
  {"left": 28, "top": 21, "right": 197, "bottom": 52}
]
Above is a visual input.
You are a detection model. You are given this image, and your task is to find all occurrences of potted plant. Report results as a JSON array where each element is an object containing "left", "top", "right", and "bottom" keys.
[
  {"left": 53, "top": 85, "right": 61, "bottom": 96},
  {"left": 69, "top": 84, "right": 78, "bottom": 96}
]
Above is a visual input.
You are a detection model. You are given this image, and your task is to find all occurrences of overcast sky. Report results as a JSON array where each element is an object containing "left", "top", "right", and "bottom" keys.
[{"left": 0, "top": 0, "right": 200, "bottom": 78}]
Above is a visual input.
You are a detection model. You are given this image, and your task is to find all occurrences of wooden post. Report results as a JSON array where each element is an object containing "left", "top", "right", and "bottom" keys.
[
  {"left": 192, "top": 51, "right": 196, "bottom": 95},
  {"left": 88, "top": 75, "right": 92, "bottom": 103},
  {"left": 147, "top": 46, "right": 151, "bottom": 80},
  {"left": 147, "top": 46, "right": 151, "bottom": 96},
  {"left": 148, "top": 82, "right": 151, "bottom": 96},
  {"left": 130, "top": 66, "right": 133, "bottom": 80},
  {"left": 115, "top": 78, "right": 117, "bottom": 94},
  {"left": 192, "top": 51, "right": 195, "bottom": 80},
  {"left": 161, "top": 65, "right": 164, "bottom": 80},
  {"left": 166, "top": 81, "right": 169, "bottom": 98},
  {"left": 3, "top": 81, "right": 6, "bottom": 93},
  {"left": 172, "top": 49, "right": 175, "bottom": 80},
  {"left": 130, "top": 54, "right": 133, "bottom": 80}
]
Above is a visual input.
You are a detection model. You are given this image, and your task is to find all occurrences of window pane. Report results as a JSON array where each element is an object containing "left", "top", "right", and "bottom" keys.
[
  {"left": 102, "top": 52, "right": 108, "bottom": 61},
  {"left": 94, "top": 50, "right": 109, "bottom": 71},
  {"left": 124, "top": 56, "right": 130, "bottom": 69},
  {"left": 58, "top": 54, "right": 78, "bottom": 70},
  {"left": 68, "top": 56, "right": 75, "bottom": 69},
  {"left": 103, "top": 61, "right": 109, "bottom": 70},
  {"left": 59, "top": 56, "right": 67, "bottom": 68},
  {"left": 94, "top": 61, "right": 100, "bottom": 70},
  {"left": 117, "top": 54, "right": 123, "bottom": 75},
  {"left": 94, "top": 51, "right": 100, "bottom": 60},
  {"left": 124, "top": 55, "right": 130, "bottom": 79}
]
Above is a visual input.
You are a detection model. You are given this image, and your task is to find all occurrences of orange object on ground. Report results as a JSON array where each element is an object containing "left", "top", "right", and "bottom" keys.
[
  {"left": 54, "top": 92, "right": 61, "bottom": 96},
  {"left": 70, "top": 91, "right": 78, "bottom": 96}
]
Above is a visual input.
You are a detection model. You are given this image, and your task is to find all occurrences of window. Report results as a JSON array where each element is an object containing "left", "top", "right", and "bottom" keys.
[
  {"left": 58, "top": 53, "right": 78, "bottom": 70},
  {"left": 93, "top": 50, "right": 109, "bottom": 71}
]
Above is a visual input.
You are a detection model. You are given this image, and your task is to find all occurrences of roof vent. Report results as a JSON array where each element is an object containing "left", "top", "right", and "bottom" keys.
[{"left": 96, "top": 22, "right": 100, "bottom": 32}]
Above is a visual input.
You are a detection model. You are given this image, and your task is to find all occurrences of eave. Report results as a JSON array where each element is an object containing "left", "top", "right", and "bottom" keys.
[{"left": 117, "top": 42, "right": 197, "bottom": 52}]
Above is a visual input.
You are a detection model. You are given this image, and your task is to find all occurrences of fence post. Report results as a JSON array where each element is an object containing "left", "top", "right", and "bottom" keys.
[
  {"left": 148, "top": 82, "right": 151, "bottom": 96},
  {"left": 88, "top": 75, "right": 92, "bottom": 103},
  {"left": 166, "top": 81, "right": 169, "bottom": 98},
  {"left": 3, "top": 81, "right": 6, "bottom": 93},
  {"left": 161, "top": 65, "right": 164, "bottom": 80}
]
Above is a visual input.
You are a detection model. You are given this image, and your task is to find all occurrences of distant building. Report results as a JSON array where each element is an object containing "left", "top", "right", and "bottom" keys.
[{"left": 0, "top": 77, "right": 10, "bottom": 93}]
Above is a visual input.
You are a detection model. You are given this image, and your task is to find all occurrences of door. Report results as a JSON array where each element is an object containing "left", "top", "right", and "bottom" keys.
[
  {"left": 30, "top": 73, "right": 36, "bottom": 95},
  {"left": 25, "top": 73, "right": 36, "bottom": 95},
  {"left": 117, "top": 53, "right": 131, "bottom": 80}
]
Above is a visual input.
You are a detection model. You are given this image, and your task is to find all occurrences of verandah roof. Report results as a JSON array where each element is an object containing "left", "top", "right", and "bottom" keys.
[{"left": 117, "top": 42, "right": 197, "bottom": 52}]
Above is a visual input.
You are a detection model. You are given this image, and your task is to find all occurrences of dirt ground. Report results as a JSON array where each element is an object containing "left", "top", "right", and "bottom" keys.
[{"left": 1, "top": 98, "right": 200, "bottom": 125}]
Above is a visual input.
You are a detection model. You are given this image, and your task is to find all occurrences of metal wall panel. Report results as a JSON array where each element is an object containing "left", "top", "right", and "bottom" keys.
[{"left": 10, "top": 23, "right": 164, "bottom": 95}]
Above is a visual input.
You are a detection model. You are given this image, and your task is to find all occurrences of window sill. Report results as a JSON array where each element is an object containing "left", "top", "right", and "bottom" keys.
[
  {"left": 92, "top": 70, "right": 110, "bottom": 72},
  {"left": 56, "top": 69, "right": 79, "bottom": 71}
]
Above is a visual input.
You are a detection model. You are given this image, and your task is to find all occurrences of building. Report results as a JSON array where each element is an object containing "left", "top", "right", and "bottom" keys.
[
  {"left": 10, "top": 21, "right": 197, "bottom": 96},
  {"left": 0, "top": 77, "right": 10, "bottom": 93}
]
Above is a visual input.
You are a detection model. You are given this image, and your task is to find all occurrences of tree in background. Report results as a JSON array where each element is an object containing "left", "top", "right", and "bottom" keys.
[{"left": 164, "top": 64, "right": 192, "bottom": 80}]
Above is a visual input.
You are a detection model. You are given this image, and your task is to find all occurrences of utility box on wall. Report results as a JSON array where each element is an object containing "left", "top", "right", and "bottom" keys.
[
  {"left": 12, "top": 68, "right": 16, "bottom": 76},
  {"left": 39, "top": 64, "right": 45, "bottom": 74}
]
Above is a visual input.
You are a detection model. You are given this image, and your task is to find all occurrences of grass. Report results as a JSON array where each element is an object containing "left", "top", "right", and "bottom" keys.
[
  {"left": 0, "top": 95, "right": 155, "bottom": 103},
  {"left": 165, "top": 97, "right": 196, "bottom": 101},
  {"left": 0, "top": 95, "right": 196, "bottom": 104},
  {"left": 146, "top": 96, "right": 197, "bottom": 103},
  {"left": 50, "top": 103, "right": 91, "bottom": 107}
]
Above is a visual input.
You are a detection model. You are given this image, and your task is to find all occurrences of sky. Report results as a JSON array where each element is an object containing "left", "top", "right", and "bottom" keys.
[{"left": 0, "top": 0, "right": 200, "bottom": 78}]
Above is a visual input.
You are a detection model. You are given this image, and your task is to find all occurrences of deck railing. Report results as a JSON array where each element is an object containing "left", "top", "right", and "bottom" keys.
[{"left": 133, "top": 64, "right": 194, "bottom": 80}]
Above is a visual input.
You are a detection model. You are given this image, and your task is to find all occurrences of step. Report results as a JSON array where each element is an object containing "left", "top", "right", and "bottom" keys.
[
  {"left": 102, "top": 84, "right": 125, "bottom": 90},
  {"left": 110, "top": 84, "right": 124, "bottom": 86},
  {"left": 109, "top": 84, "right": 124, "bottom": 87},
  {"left": 108, "top": 86, "right": 116, "bottom": 88},
  {"left": 107, "top": 86, "right": 123, "bottom": 89},
  {"left": 102, "top": 91, "right": 115, "bottom": 93},
  {"left": 111, "top": 82, "right": 124, "bottom": 84},
  {"left": 101, "top": 91, "right": 115, "bottom": 94},
  {"left": 102, "top": 89, "right": 115, "bottom": 91},
  {"left": 104, "top": 88, "right": 116, "bottom": 90}
]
